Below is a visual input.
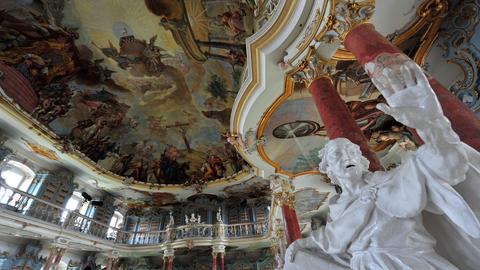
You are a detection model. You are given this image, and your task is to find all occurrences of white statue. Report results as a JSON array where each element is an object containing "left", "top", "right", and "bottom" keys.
[
  {"left": 197, "top": 214, "right": 201, "bottom": 224},
  {"left": 284, "top": 61, "right": 480, "bottom": 270},
  {"left": 166, "top": 211, "right": 174, "bottom": 229},
  {"left": 190, "top": 213, "right": 197, "bottom": 224},
  {"left": 216, "top": 207, "right": 223, "bottom": 224},
  {"left": 185, "top": 214, "right": 189, "bottom": 225}
]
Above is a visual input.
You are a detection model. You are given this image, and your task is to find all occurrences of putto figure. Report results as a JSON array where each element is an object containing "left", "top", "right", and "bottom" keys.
[{"left": 284, "top": 61, "right": 480, "bottom": 270}]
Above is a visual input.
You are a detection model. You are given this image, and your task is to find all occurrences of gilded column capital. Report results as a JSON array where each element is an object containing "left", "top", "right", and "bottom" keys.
[
  {"left": 212, "top": 245, "right": 226, "bottom": 256},
  {"left": 273, "top": 191, "right": 296, "bottom": 208},
  {"left": 163, "top": 247, "right": 175, "bottom": 260},
  {"left": 103, "top": 250, "right": 120, "bottom": 259},
  {"left": 269, "top": 174, "right": 294, "bottom": 194},
  {"left": 269, "top": 174, "right": 296, "bottom": 208},
  {"left": 292, "top": 46, "right": 337, "bottom": 88},
  {"left": 327, "top": 0, "right": 375, "bottom": 42}
]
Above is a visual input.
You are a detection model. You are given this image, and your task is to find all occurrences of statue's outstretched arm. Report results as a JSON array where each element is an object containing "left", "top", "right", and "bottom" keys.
[
  {"left": 371, "top": 60, "right": 468, "bottom": 182},
  {"left": 370, "top": 60, "right": 480, "bottom": 238}
]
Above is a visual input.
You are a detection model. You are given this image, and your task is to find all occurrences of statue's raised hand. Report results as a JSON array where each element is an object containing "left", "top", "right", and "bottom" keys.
[{"left": 371, "top": 61, "right": 444, "bottom": 129}]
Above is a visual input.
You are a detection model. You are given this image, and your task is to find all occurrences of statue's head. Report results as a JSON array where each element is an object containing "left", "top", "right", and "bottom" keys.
[{"left": 318, "top": 138, "right": 369, "bottom": 186}]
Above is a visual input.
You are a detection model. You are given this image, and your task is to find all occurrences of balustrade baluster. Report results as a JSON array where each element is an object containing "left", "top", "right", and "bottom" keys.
[
  {"left": 45, "top": 205, "right": 52, "bottom": 222},
  {"left": 13, "top": 193, "right": 22, "bottom": 210},
  {"left": 31, "top": 205, "right": 39, "bottom": 218},
  {"left": 41, "top": 205, "right": 47, "bottom": 221},
  {"left": 18, "top": 196, "right": 29, "bottom": 212},
  {"left": 0, "top": 181, "right": 272, "bottom": 246},
  {"left": 0, "top": 187, "right": 6, "bottom": 203},
  {"left": 6, "top": 191, "right": 14, "bottom": 206}
]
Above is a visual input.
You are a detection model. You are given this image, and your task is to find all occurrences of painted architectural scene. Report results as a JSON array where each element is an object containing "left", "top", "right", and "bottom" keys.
[
  {"left": 0, "top": 0, "right": 252, "bottom": 184},
  {"left": 262, "top": 72, "right": 416, "bottom": 174}
]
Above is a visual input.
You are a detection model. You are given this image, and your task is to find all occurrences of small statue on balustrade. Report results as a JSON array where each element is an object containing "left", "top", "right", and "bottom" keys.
[
  {"left": 166, "top": 211, "right": 174, "bottom": 229},
  {"left": 216, "top": 207, "right": 224, "bottom": 224}
]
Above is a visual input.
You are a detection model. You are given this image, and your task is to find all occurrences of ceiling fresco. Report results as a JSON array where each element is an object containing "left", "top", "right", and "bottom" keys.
[{"left": 0, "top": 0, "right": 253, "bottom": 184}]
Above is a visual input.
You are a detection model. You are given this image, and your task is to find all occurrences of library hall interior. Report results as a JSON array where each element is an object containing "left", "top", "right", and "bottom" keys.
[{"left": 0, "top": 0, "right": 479, "bottom": 269}]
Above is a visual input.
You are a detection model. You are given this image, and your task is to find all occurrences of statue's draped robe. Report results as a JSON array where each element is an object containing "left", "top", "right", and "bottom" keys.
[
  {"left": 424, "top": 144, "right": 480, "bottom": 270},
  {"left": 284, "top": 139, "right": 480, "bottom": 270}
]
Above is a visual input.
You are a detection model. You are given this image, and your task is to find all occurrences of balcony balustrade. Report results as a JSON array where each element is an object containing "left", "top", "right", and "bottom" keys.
[{"left": 0, "top": 181, "right": 269, "bottom": 246}]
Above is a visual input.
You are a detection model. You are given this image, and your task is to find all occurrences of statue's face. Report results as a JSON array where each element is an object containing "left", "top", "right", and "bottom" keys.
[{"left": 325, "top": 142, "right": 366, "bottom": 181}]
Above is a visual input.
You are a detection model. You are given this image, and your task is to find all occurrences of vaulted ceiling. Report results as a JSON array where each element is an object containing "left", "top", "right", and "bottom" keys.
[{"left": 0, "top": 0, "right": 255, "bottom": 185}]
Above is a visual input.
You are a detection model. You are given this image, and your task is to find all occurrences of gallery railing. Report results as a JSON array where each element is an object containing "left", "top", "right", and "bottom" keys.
[{"left": 0, "top": 181, "right": 269, "bottom": 246}]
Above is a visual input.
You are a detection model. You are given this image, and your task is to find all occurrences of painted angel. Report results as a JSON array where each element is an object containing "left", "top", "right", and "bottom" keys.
[{"left": 284, "top": 60, "right": 480, "bottom": 270}]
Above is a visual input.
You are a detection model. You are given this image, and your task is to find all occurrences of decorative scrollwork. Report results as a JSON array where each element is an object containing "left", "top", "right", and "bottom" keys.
[
  {"left": 325, "top": 0, "right": 376, "bottom": 42},
  {"left": 273, "top": 191, "right": 296, "bottom": 208},
  {"left": 292, "top": 46, "right": 338, "bottom": 87},
  {"left": 435, "top": 0, "right": 480, "bottom": 113},
  {"left": 270, "top": 175, "right": 296, "bottom": 208},
  {"left": 256, "top": 0, "right": 281, "bottom": 29}
]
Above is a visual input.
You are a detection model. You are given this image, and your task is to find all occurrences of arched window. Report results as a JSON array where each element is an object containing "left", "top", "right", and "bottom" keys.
[
  {"left": 61, "top": 191, "right": 84, "bottom": 222},
  {"left": 0, "top": 160, "right": 35, "bottom": 206},
  {"left": 1, "top": 160, "right": 35, "bottom": 191},
  {"left": 107, "top": 211, "right": 124, "bottom": 239}
]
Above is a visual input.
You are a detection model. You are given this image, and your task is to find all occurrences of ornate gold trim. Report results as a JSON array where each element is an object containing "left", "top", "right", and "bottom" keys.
[
  {"left": 232, "top": 1, "right": 296, "bottom": 132},
  {"left": 0, "top": 1, "right": 298, "bottom": 192},
  {"left": 254, "top": 64, "right": 325, "bottom": 179},
  {"left": 273, "top": 191, "right": 296, "bottom": 208},
  {"left": 332, "top": 0, "right": 448, "bottom": 61},
  {"left": 254, "top": 0, "right": 448, "bottom": 177},
  {"left": 287, "top": 1, "right": 331, "bottom": 65}
]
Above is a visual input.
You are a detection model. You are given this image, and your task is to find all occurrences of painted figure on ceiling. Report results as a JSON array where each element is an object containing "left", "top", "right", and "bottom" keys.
[
  {"left": 217, "top": 8, "right": 247, "bottom": 40},
  {"left": 200, "top": 154, "right": 226, "bottom": 180},
  {"left": 0, "top": 0, "right": 249, "bottom": 185},
  {"left": 285, "top": 61, "right": 480, "bottom": 270}
]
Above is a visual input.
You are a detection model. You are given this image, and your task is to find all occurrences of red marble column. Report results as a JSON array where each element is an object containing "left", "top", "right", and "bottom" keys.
[
  {"left": 43, "top": 253, "right": 56, "bottom": 270},
  {"left": 281, "top": 204, "right": 302, "bottom": 245},
  {"left": 43, "top": 247, "right": 64, "bottom": 270},
  {"left": 112, "top": 258, "right": 120, "bottom": 270},
  {"left": 212, "top": 253, "right": 217, "bottom": 270},
  {"left": 220, "top": 253, "right": 225, "bottom": 270},
  {"left": 105, "top": 258, "right": 112, "bottom": 270},
  {"left": 167, "top": 257, "right": 174, "bottom": 270},
  {"left": 52, "top": 248, "right": 66, "bottom": 268},
  {"left": 309, "top": 77, "right": 383, "bottom": 171},
  {"left": 344, "top": 23, "right": 480, "bottom": 150},
  {"left": 105, "top": 257, "right": 119, "bottom": 270}
]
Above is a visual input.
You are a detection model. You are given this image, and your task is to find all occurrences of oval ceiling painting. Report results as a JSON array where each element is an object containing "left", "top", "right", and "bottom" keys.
[{"left": 0, "top": 0, "right": 255, "bottom": 184}]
